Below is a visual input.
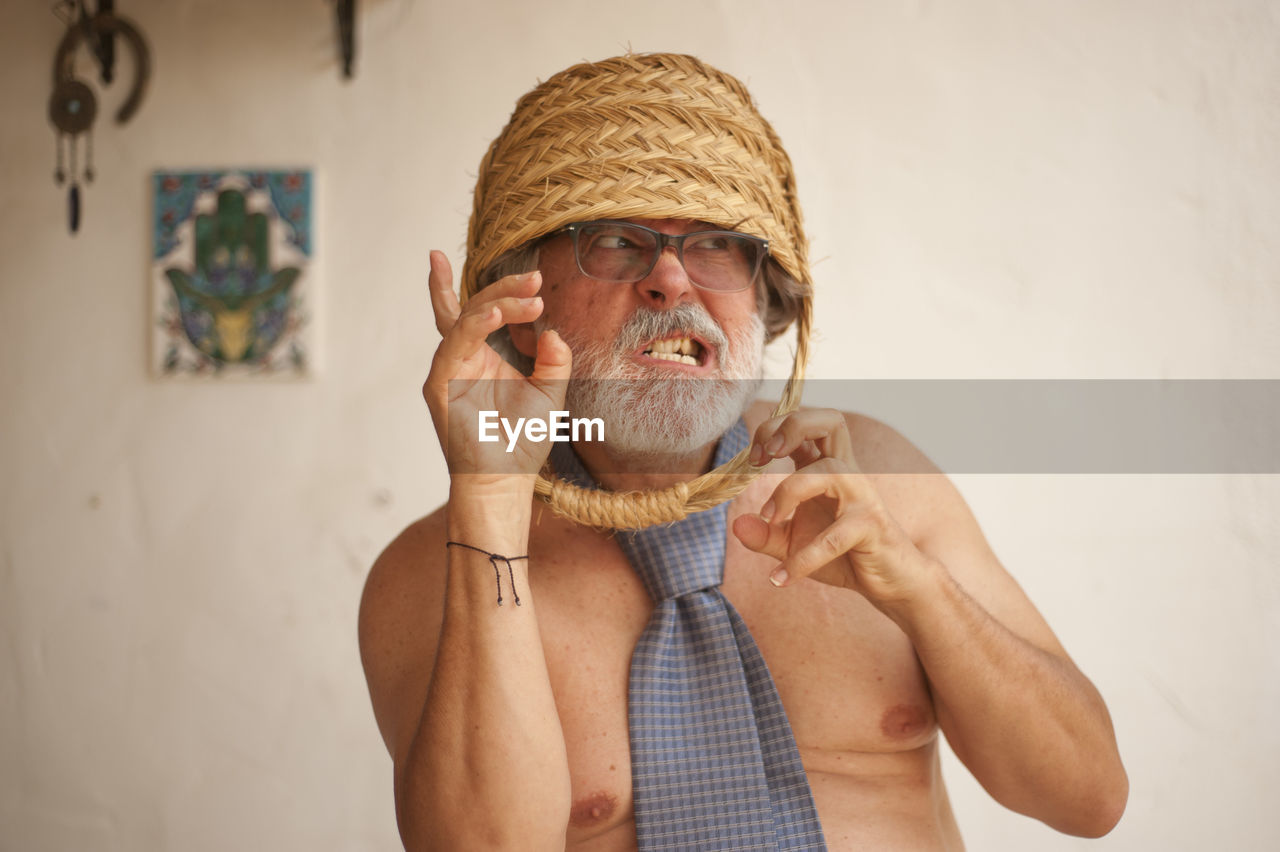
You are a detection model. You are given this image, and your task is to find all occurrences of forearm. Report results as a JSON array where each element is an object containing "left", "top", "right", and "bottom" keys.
[
  {"left": 398, "top": 479, "right": 570, "bottom": 850},
  {"left": 884, "top": 559, "right": 1127, "bottom": 836}
]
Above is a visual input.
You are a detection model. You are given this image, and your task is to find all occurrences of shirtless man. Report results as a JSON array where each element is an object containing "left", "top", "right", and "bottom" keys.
[{"left": 359, "top": 53, "right": 1128, "bottom": 850}]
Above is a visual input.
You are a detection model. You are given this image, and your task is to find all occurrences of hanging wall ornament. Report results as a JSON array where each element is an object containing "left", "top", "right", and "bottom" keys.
[
  {"left": 47, "top": 1, "right": 151, "bottom": 235},
  {"left": 334, "top": 0, "right": 357, "bottom": 79}
]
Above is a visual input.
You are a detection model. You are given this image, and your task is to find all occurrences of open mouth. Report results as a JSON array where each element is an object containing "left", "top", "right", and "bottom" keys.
[{"left": 642, "top": 335, "right": 706, "bottom": 367}]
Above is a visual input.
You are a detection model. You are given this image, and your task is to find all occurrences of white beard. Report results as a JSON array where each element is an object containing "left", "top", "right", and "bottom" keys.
[{"left": 548, "top": 303, "right": 765, "bottom": 460}]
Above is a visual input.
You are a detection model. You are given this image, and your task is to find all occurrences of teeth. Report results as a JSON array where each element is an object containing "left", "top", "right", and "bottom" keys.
[
  {"left": 649, "top": 352, "right": 700, "bottom": 366},
  {"left": 645, "top": 336, "right": 703, "bottom": 358}
]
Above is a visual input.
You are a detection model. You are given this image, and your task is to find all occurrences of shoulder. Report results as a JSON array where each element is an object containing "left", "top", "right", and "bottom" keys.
[
  {"left": 358, "top": 505, "right": 450, "bottom": 755},
  {"left": 840, "top": 410, "right": 986, "bottom": 560},
  {"left": 825, "top": 409, "right": 1064, "bottom": 654},
  {"left": 360, "top": 506, "right": 450, "bottom": 636},
  {"left": 844, "top": 410, "right": 938, "bottom": 475}
]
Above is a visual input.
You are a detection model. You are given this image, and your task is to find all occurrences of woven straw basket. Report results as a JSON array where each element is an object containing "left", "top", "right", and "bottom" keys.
[{"left": 460, "top": 53, "right": 812, "bottom": 530}]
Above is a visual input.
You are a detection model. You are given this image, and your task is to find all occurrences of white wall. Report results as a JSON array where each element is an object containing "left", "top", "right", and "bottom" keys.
[{"left": 1, "top": 1, "right": 1276, "bottom": 849}]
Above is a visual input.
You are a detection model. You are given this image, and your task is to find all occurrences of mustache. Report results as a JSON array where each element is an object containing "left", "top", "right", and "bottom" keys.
[{"left": 613, "top": 303, "right": 728, "bottom": 355}]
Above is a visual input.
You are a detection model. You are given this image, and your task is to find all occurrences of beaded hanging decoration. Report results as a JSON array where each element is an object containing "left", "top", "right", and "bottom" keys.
[{"left": 47, "top": 1, "right": 151, "bottom": 234}]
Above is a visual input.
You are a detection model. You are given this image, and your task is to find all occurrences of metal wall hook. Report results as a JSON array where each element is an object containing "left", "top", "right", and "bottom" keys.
[
  {"left": 335, "top": 0, "right": 356, "bottom": 79},
  {"left": 52, "top": 4, "right": 151, "bottom": 125}
]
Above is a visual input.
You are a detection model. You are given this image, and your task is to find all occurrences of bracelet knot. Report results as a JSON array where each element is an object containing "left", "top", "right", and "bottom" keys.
[{"left": 446, "top": 541, "right": 528, "bottom": 606}]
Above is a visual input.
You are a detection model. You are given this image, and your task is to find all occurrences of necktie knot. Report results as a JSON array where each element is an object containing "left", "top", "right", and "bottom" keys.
[
  {"left": 618, "top": 506, "right": 728, "bottom": 601},
  {"left": 549, "top": 420, "right": 749, "bottom": 602}
]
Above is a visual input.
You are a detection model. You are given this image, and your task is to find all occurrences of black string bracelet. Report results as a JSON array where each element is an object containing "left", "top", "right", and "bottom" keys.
[{"left": 445, "top": 541, "right": 526, "bottom": 606}]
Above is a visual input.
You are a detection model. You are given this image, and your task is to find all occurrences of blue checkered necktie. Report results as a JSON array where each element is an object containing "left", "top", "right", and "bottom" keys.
[{"left": 551, "top": 421, "right": 827, "bottom": 851}]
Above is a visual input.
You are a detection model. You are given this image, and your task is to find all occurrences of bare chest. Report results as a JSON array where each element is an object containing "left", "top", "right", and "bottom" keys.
[{"left": 526, "top": 500, "right": 938, "bottom": 846}]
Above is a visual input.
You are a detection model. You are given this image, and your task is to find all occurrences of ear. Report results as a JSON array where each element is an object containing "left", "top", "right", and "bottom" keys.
[{"left": 507, "top": 322, "right": 538, "bottom": 358}]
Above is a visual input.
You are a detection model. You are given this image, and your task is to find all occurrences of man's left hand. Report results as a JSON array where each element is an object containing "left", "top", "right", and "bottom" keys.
[{"left": 732, "top": 409, "right": 938, "bottom": 610}]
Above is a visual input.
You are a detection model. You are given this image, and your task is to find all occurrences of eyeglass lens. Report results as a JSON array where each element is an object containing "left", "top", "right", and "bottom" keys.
[{"left": 573, "top": 222, "right": 763, "bottom": 291}]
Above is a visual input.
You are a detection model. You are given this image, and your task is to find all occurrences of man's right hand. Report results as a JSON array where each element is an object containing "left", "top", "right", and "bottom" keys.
[{"left": 422, "top": 250, "right": 573, "bottom": 481}]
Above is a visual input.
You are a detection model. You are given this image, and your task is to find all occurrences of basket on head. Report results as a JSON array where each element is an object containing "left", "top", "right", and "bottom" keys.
[{"left": 461, "top": 52, "right": 813, "bottom": 529}]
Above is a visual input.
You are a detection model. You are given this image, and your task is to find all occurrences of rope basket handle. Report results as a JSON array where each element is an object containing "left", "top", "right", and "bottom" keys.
[{"left": 534, "top": 299, "right": 811, "bottom": 530}]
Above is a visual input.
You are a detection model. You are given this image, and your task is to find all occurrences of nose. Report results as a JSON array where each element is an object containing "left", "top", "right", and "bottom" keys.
[{"left": 632, "top": 246, "right": 696, "bottom": 309}]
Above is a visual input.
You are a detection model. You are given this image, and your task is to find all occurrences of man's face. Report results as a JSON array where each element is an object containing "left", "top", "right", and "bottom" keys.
[{"left": 530, "top": 218, "right": 766, "bottom": 458}]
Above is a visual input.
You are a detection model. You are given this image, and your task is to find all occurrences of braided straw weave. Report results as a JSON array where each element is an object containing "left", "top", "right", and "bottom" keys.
[{"left": 461, "top": 53, "right": 812, "bottom": 530}]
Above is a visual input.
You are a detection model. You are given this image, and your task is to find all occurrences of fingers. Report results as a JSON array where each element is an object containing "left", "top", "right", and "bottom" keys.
[
  {"left": 748, "top": 408, "right": 855, "bottom": 470},
  {"left": 734, "top": 458, "right": 887, "bottom": 587},
  {"left": 429, "top": 263, "right": 546, "bottom": 380},
  {"left": 770, "top": 515, "right": 864, "bottom": 588},
  {"left": 758, "top": 457, "right": 873, "bottom": 524},
  {"left": 733, "top": 491, "right": 864, "bottom": 589},
  {"left": 428, "top": 251, "right": 544, "bottom": 338},
  {"left": 428, "top": 250, "right": 461, "bottom": 337},
  {"left": 732, "top": 512, "right": 790, "bottom": 563},
  {"left": 432, "top": 296, "right": 534, "bottom": 370},
  {"left": 529, "top": 328, "right": 573, "bottom": 386}
]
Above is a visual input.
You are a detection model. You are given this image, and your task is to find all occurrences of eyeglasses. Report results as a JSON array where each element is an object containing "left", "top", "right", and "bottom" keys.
[{"left": 555, "top": 220, "right": 769, "bottom": 292}]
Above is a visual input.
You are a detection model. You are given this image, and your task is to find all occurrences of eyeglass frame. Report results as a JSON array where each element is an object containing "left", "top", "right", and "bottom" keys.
[{"left": 550, "top": 220, "right": 770, "bottom": 293}]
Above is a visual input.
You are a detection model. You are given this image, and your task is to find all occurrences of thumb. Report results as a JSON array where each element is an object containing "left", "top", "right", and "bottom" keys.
[
  {"left": 529, "top": 328, "right": 573, "bottom": 388},
  {"left": 732, "top": 513, "right": 790, "bottom": 562}
]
